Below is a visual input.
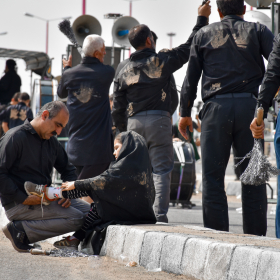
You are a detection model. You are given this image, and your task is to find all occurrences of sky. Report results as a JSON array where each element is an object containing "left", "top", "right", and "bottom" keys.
[{"left": 0, "top": 0, "right": 270, "bottom": 105}]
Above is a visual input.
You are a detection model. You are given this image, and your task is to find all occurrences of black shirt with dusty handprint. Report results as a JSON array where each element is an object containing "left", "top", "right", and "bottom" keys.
[
  {"left": 112, "top": 16, "right": 208, "bottom": 132},
  {"left": 180, "top": 15, "right": 274, "bottom": 117}
]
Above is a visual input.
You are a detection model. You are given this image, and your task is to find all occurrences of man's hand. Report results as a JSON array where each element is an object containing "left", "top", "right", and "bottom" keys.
[
  {"left": 58, "top": 198, "right": 71, "bottom": 208},
  {"left": 22, "top": 195, "right": 43, "bottom": 205},
  {"left": 178, "top": 117, "right": 193, "bottom": 141},
  {"left": 198, "top": 1, "right": 211, "bottom": 18},
  {"left": 250, "top": 118, "right": 265, "bottom": 139},
  {"left": 63, "top": 54, "right": 72, "bottom": 68}
]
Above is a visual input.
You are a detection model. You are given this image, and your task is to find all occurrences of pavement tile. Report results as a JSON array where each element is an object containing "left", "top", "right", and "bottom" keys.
[
  {"left": 228, "top": 246, "right": 262, "bottom": 280},
  {"left": 139, "top": 231, "right": 168, "bottom": 268},
  {"left": 203, "top": 242, "right": 236, "bottom": 280},
  {"left": 160, "top": 233, "right": 189, "bottom": 274},
  {"left": 181, "top": 238, "right": 214, "bottom": 280}
]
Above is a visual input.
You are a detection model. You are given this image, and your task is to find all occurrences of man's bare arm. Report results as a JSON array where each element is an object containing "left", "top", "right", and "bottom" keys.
[{"left": 2, "top": 122, "right": 8, "bottom": 133}]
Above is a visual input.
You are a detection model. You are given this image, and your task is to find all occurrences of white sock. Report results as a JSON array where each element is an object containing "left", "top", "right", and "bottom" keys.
[{"left": 45, "top": 187, "right": 63, "bottom": 199}]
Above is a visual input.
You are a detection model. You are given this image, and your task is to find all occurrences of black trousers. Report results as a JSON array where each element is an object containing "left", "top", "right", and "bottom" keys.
[
  {"left": 200, "top": 95, "right": 267, "bottom": 236},
  {"left": 75, "top": 163, "right": 110, "bottom": 180}
]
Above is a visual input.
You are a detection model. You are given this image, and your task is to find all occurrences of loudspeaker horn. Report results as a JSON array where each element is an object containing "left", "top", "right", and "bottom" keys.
[
  {"left": 244, "top": 10, "right": 272, "bottom": 31},
  {"left": 72, "top": 15, "right": 102, "bottom": 46},
  {"left": 112, "top": 16, "right": 139, "bottom": 47},
  {"left": 245, "top": 0, "right": 275, "bottom": 8}
]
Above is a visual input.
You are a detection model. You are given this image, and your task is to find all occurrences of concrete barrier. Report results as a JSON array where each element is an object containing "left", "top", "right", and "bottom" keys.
[{"left": 102, "top": 224, "right": 280, "bottom": 280}]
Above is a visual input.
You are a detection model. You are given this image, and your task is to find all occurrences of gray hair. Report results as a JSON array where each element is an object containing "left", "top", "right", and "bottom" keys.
[
  {"left": 36, "top": 101, "right": 68, "bottom": 119},
  {"left": 82, "top": 35, "right": 105, "bottom": 57}
]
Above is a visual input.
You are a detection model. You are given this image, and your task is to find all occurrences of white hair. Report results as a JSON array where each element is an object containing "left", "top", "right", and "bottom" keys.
[{"left": 82, "top": 35, "right": 105, "bottom": 57}]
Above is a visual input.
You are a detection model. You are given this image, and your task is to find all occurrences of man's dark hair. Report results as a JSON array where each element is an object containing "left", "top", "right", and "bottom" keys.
[
  {"left": 109, "top": 94, "right": 114, "bottom": 102},
  {"left": 6, "top": 59, "right": 16, "bottom": 71},
  {"left": 128, "top": 24, "right": 152, "bottom": 49},
  {"left": 217, "top": 0, "right": 244, "bottom": 16},
  {"left": 36, "top": 101, "right": 68, "bottom": 119},
  {"left": 20, "top": 92, "right": 30, "bottom": 101},
  {"left": 151, "top": 31, "right": 158, "bottom": 44},
  {"left": 12, "top": 92, "right": 21, "bottom": 102}
]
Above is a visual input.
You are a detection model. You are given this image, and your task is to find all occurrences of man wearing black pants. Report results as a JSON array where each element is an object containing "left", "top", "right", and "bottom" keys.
[
  {"left": 179, "top": 0, "right": 274, "bottom": 235},
  {"left": 58, "top": 35, "right": 115, "bottom": 203},
  {"left": 112, "top": 3, "right": 211, "bottom": 222}
]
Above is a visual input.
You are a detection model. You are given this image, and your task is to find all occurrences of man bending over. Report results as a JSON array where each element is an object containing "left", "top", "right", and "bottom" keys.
[{"left": 0, "top": 101, "right": 90, "bottom": 252}]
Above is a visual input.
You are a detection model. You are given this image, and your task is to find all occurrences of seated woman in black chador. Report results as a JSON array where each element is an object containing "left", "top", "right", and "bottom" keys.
[{"left": 46, "top": 131, "right": 156, "bottom": 251}]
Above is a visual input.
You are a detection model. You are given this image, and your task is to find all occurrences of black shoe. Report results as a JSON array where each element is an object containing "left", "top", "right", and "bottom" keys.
[{"left": 2, "top": 222, "right": 34, "bottom": 252}]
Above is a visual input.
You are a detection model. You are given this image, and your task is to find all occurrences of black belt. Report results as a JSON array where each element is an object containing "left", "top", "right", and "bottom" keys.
[
  {"left": 132, "top": 110, "right": 171, "bottom": 118},
  {"left": 210, "top": 93, "right": 256, "bottom": 99},
  {"left": 3, "top": 201, "right": 18, "bottom": 211}
]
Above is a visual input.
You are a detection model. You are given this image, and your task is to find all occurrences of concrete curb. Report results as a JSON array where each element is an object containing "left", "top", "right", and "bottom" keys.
[{"left": 101, "top": 224, "right": 280, "bottom": 280}]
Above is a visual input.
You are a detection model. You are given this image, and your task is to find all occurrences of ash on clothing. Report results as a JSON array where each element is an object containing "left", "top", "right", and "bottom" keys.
[{"left": 69, "top": 131, "right": 156, "bottom": 223}]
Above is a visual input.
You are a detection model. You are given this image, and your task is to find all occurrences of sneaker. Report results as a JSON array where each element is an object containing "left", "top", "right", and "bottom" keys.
[
  {"left": 2, "top": 222, "right": 34, "bottom": 253},
  {"left": 24, "top": 182, "right": 52, "bottom": 205},
  {"left": 53, "top": 236, "right": 80, "bottom": 251}
]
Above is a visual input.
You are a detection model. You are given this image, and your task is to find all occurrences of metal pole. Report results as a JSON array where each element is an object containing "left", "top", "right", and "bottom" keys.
[
  {"left": 46, "top": 21, "right": 49, "bottom": 54},
  {"left": 129, "top": 1, "right": 132, "bottom": 57},
  {"left": 170, "top": 36, "right": 172, "bottom": 49},
  {"left": 82, "top": 0, "right": 86, "bottom": 15}
]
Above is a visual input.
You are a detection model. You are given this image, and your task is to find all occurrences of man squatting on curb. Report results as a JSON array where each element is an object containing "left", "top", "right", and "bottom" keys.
[
  {"left": 112, "top": 2, "right": 211, "bottom": 223},
  {"left": 0, "top": 101, "right": 90, "bottom": 252},
  {"left": 179, "top": 0, "right": 274, "bottom": 235}
]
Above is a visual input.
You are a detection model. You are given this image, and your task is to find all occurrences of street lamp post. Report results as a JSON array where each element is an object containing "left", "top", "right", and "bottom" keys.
[
  {"left": 24, "top": 13, "right": 72, "bottom": 54},
  {"left": 167, "top": 32, "right": 176, "bottom": 49}
]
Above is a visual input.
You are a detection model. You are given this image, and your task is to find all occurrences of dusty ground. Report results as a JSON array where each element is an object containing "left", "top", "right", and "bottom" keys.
[{"left": 0, "top": 231, "right": 196, "bottom": 280}]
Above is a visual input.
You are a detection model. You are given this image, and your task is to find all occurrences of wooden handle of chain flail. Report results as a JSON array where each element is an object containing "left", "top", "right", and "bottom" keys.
[
  {"left": 30, "top": 249, "right": 50, "bottom": 255},
  {"left": 256, "top": 107, "right": 264, "bottom": 126}
]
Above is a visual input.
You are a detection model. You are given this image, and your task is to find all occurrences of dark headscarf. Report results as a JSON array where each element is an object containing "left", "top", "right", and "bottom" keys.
[
  {"left": 75, "top": 131, "right": 156, "bottom": 224},
  {"left": 6, "top": 59, "right": 16, "bottom": 71}
]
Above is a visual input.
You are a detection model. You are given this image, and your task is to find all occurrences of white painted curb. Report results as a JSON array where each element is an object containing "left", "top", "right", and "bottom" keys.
[{"left": 102, "top": 225, "right": 280, "bottom": 280}]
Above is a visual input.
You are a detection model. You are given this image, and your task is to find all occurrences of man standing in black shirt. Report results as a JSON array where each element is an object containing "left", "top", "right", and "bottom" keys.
[
  {"left": 179, "top": 0, "right": 274, "bottom": 235},
  {"left": 2, "top": 92, "right": 33, "bottom": 133},
  {"left": 58, "top": 35, "right": 114, "bottom": 201},
  {"left": 250, "top": 33, "right": 280, "bottom": 238},
  {"left": 112, "top": 3, "right": 211, "bottom": 222},
  {"left": 0, "top": 101, "right": 90, "bottom": 252},
  {"left": 0, "top": 59, "right": 21, "bottom": 105}
]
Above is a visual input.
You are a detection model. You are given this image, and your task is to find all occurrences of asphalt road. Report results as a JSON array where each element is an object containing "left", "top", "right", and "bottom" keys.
[
  {"left": 168, "top": 154, "right": 277, "bottom": 238},
  {"left": 167, "top": 195, "right": 276, "bottom": 238}
]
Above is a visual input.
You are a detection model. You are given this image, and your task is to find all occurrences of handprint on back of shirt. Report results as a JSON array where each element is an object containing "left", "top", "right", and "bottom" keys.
[
  {"left": 123, "top": 64, "right": 141, "bottom": 86},
  {"left": 143, "top": 57, "right": 165, "bottom": 79}
]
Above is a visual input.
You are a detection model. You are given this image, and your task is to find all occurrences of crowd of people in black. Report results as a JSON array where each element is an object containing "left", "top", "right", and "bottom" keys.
[{"left": 0, "top": 0, "right": 278, "bottom": 254}]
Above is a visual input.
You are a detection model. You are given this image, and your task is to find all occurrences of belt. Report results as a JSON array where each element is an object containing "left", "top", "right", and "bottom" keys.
[
  {"left": 210, "top": 93, "right": 256, "bottom": 99},
  {"left": 3, "top": 201, "right": 18, "bottom": 211},
  {"left": 133, "top": 110, "right": 171, "bottom": 118}
]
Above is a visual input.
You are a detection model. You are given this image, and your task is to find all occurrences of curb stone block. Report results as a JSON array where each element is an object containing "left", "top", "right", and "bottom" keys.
[
  {"left": 122, "top": 228, "right": 147, "bottom": 263},
  {"left": 103, "top": 225, "right": 130, "bottom": 259},
  {"left": 256, "top": 250, "right": 280, "bottom": 280},
  {"left": 160, "top": 234, "right": 189, "bottom": 274},
  {"left": 228, "top": 246, "right": 262, "bottom": 280},
  {"left": 139, "top": 231, "right": 168, "bottom": 268},
  {"left": 181, "top": 238, "right": 214, "bottom": 279},
  {"left": 203, "top": 242, "right": 236, "bottom": 280},
  {"left": 183, "top": 225, "right": 214, "bottom": 232}
]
